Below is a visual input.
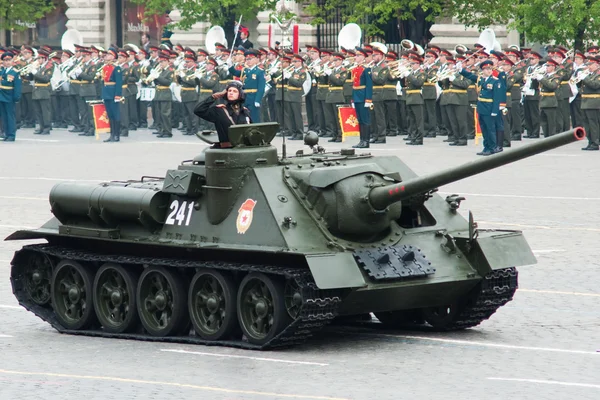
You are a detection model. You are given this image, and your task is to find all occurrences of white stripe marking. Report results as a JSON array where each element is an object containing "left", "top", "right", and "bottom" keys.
[
  {"left": 0, "top": 177, "right": 106, "bottom": 182},
  {"left": 15, "top": 138, "right": 61, "bottom": 143},
  {"left": 439, "top": 191, "right": 600, "bottom": 201},
  {"left": 160, "top": 349, "right": 328, "bottom": 366},
  {"left": 488, "top": 377, "right": 600, "bottom": 389},
  {"left": 531, "top": 249, "right": 566, "bottom": 253},
  {"left": 519, "top": 289, "right": 600, "bottom": 297},
  {"left": 0, "top": 224, "right": 37, "bottom": 230},
  {"left": 0, "top": 305, "right": 21, "bottom": 309},
  {"left": 0, "top": 334, "right": 13, "bottom": 338},
  {"left": 138, "top": 141, "right": 208, "bottom": 145},
  {"left": 478, "top": 221, "right": 600, "bottom": 232},
  {"left": 344, "top": 332, "right": 599, "bottom": 356},
  {"left": 0, "top": 196, "right": 45, "bottom": 201}
]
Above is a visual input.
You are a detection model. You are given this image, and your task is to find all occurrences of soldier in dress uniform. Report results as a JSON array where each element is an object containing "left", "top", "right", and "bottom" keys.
[
  {"left": 101, "top": 48, "right": 123, "bottom": 143},
  {"left": 0, "top": 52, "right": 22, "bottom": 141},
  {"left": 383, "top": 50, "right": 399, "bottom": 137},
  {"left": 125, "top": 47, "right": 139, "bottom": 131},
  {"left": 350, "top": 47, "right": 373, "bottom": 148},
  {"left": 570, "top": 51, "right": 586, "bottom": 128},
  {"left": 342, "top": 49, "right": 355, "bottom": 105},
  {"left": 76, "top": 47, "right": 99, "bottom": 137},
  {"left": 402, "top": 55, "right": 426, "bottom": 145},
  {"left": 369, "top": 45, "right": 389, "bottom": 143},
  {"left": 29, "top": 50, "right": 53, "bottom": 135},
  {"left": 580, "top": 56, "right": 600, "bottom": 150},
  {"left": 537, "top": 59, "right": 561, "bottom": 138},
  {"left": 315, "top": 49, "right": 332, "bottom": 137},
  {"left": 153, "top": 51, "right": 174, "bottom": 138},
  {"left": 422, "top": 50, "right": 439, "bottom": 137},
  {"left": 284, "top": 54, "right": 307, "bottom": 140},
  {"left": 55, "top": 50, "right": 73, "bottom": 129},
  {"left": 68, "top": 45, "right": 85, "bottom": 133},
  {"left": 147, "top": 45, "right": 161, "bottom": 130},
  {"left": 441, "top": 58, "right": 470, "bottom": 146},
  {"left": 523, "top": 52, "right": 543, "bottom": 138},
  {"left": 177, "top": 52, "right": 199, "bottom": 135},
  {"left": 136, "top": 49, "right": 151, "bottom": 128},
  {"left": 196, "top": 57, "right": 219, "bottom": 131},
  {"left": 550, "top": 48, "right": 573, "bottom": 131},
  {"left": 264, "top": 47, "right": 280, "bottom": 123},
  {"left": 18, "top": 46, "right": 35, "bottom": 128},
  {"left": 305, "top": 45, "right": 321, "bottom": 133},
  {"left": 460, "top": 60, "right": 503, "bottom": 155},
  {"left": 229, "top": 48, "right": 265, "bottom": 123},
  {"left": 116, "top": 50, "right": 131, "bottom": 137},
  {"left": 505, "top": 49, "right": 525, "bottom": 141},
  {"left": 325, "top": 52, "right": 348, "bottom": 142},
  {"left": 499, "top": 57, "right": 516, "bottom": 147}
]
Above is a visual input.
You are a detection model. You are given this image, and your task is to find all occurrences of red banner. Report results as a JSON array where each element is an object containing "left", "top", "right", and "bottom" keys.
[
  {"left": 338, "top": 105, "right": 360, "bottom": 140},
  {"left": 474, "top": 109, "right": 482, "bottom": 144},
  {"left": 91, "top": 102, "right": 111, "bottom": 138}
]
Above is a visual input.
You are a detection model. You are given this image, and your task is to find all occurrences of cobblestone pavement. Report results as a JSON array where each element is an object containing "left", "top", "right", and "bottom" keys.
[{"left": 0, "top": 127, "right": 598, "bottom": 400}]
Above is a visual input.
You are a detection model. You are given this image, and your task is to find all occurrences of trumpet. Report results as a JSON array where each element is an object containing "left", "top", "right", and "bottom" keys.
[
  {"left": 524, "top": 64, "right": 547, "bottom": 81},
  {"left": 15, "top": 59, "right": 40, "bottom": 75},
  {"left": 193, "top": 65, "right": 207, "bottom": 79},
  {"left": 431, "top": 66, "right": 457, "bottom": 82},
  {"left": 142, "top": 65, "right": 163, "bottom": 84},
  {"left": 570, "top": 67, "right": 590, "bottom": 85}
]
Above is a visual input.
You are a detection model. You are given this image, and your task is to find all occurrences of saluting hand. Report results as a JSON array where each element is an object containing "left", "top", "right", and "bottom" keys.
[{"left": 212, "top": 90, "right": 227, "bottom": 99}]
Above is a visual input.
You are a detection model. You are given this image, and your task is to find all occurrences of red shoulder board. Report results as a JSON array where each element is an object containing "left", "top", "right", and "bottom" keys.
[
  {"left": 45, "top": 62, "right": 53, "bottom": 69},
  {"left": 134, "top": 62, "right": 139, "bottom": 66},
  {"left": 169, "top": 67, "right": 174, "bottom": 71}
]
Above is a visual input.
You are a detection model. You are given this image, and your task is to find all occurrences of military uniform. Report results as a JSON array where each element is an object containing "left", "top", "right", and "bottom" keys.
[
  {"left": 17, "top": 56, "right": 35, "bottom": 128},
  {"left": 370, "top": 59, "right": 390, "bottom": 143},
  {"left": 154, "top": 62, "right": 174, "bottom": 138},
  {"left": 230, "top": 54, "right": 265, "bottom": 123},
  {"left": 523, "top": 58, "right": 542, "bottom": 138},
  {"left": 0, "top": 57, "right": 22, "bottom": 141},
  {"left": 555, "top": 62, "right": 573, "bottom": 131},
  {"left": 126, "top": 58, "right": 140, "bottom": 130},
  {"left": 538, "top": 69, "right": 561, "bottom": 137},
  {"left": 325, "top": 58, "right": 348, "bottom": 142},
  {"left": 315, "top": 55, "right": 332, "bottom": 137},
  {"left": 422, "top": 63, "right": 439, "bottom": 137},
  {"left": 101, "top": 52, "right": 123, "bottom": 143},
  {"left": 580, "top": 66, "right": 600, "bottom": 150},
  {"left": 118, "top": 58, "right": 131, "bottom": 137},
  {"left": 403, "top": 66, "right": 426, "bottom": 145},
  {"left": 350, "top": 55, "right": 373, "bottom": 148},
  {"left": 440, "top": 65, "right": 469, "bottom": 145},
  {"left": 77, "top": 58, "right": 98, "bottom": 136},
  {"left": 461, "top": 61, "right": 503, "bottom": 155},
  {"left": 30, "top": 57, "right": 54, "bottom": 135},
  {"left": 177, "top": 62, "right": 199, "bottom": 135},
  {"left": 285, "top": 60, "right": 307, "bottom": 140},
  {"left": 197, "top": 66, "right": 219, "bottom": 131},
  {"left": 194, "top": 95, "right": 251, "bottom": 145}
]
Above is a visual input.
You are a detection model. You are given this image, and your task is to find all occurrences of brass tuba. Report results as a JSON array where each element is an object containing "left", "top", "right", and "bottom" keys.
[
  {"left": 338, "top": 23, "right": 362, "bottom": 51},
  {"left": 205, "top": 26, "right": 227, "bottom": 55}
]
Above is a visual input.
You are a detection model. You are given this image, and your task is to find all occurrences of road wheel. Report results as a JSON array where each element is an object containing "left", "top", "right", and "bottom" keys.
[
  {"left": 93, "top": 263, "right": 139, "bottom": 333},
  {"left": 188, "top": 269, "right": 238, "bottom": 340},
  {"left": 51, "top": 260, "right": 96, "bottom": 330},
  {"left": 237, "top": 272, "right": 290, "bottom": 346},
  {"left": 137, "top": 266, "right": 188, "bottom": 336}
]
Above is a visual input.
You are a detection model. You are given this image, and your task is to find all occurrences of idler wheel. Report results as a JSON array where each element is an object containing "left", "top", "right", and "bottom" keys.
[
  {"left": 188, "top": 269, "right": 239, "bottom": 340},
  {"left": 422, "top": 303, "right": 462, "bottom": 330},
  {"left": 136, "top": 266, "right": 188, "bottom": 336},
  {"left": 51, "top": 260, "right": 96, "bottom": 330},
  {"left": 23, "top": 252, "right": 54, "bottom": 305},
  {"left": 93, "top": 263, "right": 139, "bottom": 333},
  {"left": 237, "top": 272, "right": 290, "bottom": 345}
]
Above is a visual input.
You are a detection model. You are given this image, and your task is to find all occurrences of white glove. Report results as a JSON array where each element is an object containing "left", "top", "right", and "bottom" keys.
[
  {"left": 455, "top": 62, "right": 462, "bottom": 71},
  {"left": 31, "top": 69, "right": 39, "bottom": 75},
  {"left": 364, "top": 102, "right": 371, "bottom": 108},
  {"left": 491, "top": 113, "right": 497, "bottom": 117},
  {"left": 254, "top": 102, "right": 260, "bottom": 107},
  {"left": 179, "top": 70, "right": 186, "bottom": 78},
  {"left": 226, "top": 58, "right": 233, "bottom": 67},
  {"left": 351, "top": 102, "right": 355, "bottom": 108},
  {"left": 401, "top": 71, "right": 410, "bottom": 79},
  {"left": 283, "top": 71, "right": 291, "bottom": 79},
  {"left": 449, "top": 75, "right": 456, "bottom": 82}
]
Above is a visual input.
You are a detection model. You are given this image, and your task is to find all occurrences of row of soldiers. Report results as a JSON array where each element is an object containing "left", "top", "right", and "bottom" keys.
[{"left": 2, "top": 41, "right": 600, "bottom": 150}]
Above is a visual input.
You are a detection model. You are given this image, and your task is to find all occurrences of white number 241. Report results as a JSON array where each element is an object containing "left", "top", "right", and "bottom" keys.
[{"left": 165, "top": 200, "right": 194, "bottom": 226}]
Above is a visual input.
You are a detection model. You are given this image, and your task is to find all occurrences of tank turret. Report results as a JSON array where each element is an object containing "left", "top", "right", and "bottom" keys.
[{"left": 286, "top": 128, "right": 585, "bottom": 239}]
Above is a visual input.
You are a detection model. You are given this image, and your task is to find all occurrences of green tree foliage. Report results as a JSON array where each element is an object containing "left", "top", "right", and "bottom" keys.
[
  {"left": 130, "top": 0, "right": 278, "bottom": 30},
  {"left": 0, "top": 0, "right": 54, "bottom": 31}
]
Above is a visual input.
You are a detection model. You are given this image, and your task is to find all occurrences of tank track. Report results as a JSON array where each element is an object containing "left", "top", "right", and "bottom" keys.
[
  {"left": 10, "top": 243, "right": 343, "bottom": 350},
  {"left": 438, "top": 267, "right": 519, "bottom": 330}
]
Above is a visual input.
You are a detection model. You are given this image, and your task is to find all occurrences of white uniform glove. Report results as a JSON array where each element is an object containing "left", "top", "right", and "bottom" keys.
[
  {"left": 455, "top": 62, "right": 463, "bottom": 71},
  {"left": 449, "top": 75, "right": 456, "bottom": 82},
  {"left": 254, "top": 102, "right": 260, "bottom": 107},
  {"left": 283, "top": 71, "right": 291, "bottom": 79},
  {"left": 491, "top": 113, "right": 497, "bottom": 117}
]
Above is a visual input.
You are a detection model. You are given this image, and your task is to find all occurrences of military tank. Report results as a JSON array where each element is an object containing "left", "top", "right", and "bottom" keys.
[{"left": 7, "top": 124, "right": 585, "bottom": 350}]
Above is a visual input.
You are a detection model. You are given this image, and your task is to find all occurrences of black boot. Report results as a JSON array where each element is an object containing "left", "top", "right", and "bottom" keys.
[
  {"left": 113, "top": 121, "right": 121, "bottom": 142},
  {"left": 494, "top": 131, "right": 504, "bottom": 153}
]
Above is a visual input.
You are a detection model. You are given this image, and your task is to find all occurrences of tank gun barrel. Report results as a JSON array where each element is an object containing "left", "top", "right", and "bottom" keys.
[{"left": 369, "top": 127, "right": 586, "bottom": 210}]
